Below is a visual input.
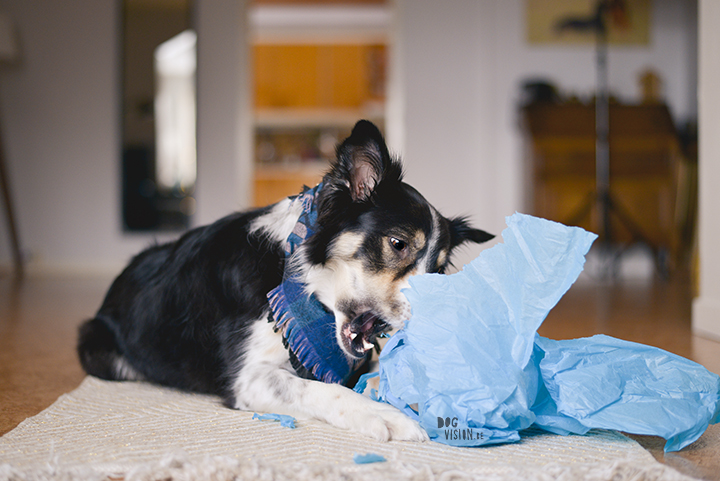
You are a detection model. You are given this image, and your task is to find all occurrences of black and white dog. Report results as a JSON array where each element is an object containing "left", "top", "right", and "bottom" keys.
[{"left": 78, "top": 120, "right": 493, "bottom": 441}]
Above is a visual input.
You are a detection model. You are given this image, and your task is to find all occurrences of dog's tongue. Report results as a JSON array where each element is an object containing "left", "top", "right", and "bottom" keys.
[
  {"left": 344, "top": 312, "right": 390, "bottom": 355},
  {"left": 360, "top": 313, "right": 379, "bottom": 335},
  {"left": 356, "top": 313, "right": 389, "bottom": 352},
  {"left": 352, "top": 313, "right": 375, "bottom": 351}
]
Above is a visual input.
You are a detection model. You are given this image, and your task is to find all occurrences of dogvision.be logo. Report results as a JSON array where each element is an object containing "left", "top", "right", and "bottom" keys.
[{"left": 437, "top": 417, "right": 485, "bottom": 441}]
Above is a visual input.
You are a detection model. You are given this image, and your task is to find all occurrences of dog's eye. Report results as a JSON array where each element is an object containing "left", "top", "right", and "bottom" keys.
[{"left": 389, "top": 237, "right": 407, "bottom": 252}]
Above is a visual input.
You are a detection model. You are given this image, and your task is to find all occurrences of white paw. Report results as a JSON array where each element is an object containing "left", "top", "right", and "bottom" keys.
[
  {"left": 344, "top": 403, "right": 429, "bottom": 442},
  {"left": 378, "top": 406, "right": 429, "bottom": 442}
]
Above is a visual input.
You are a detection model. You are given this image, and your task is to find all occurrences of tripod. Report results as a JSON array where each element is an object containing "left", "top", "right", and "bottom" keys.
[{"left": 558, "top": 1, "right": 660, "bottom": 278}]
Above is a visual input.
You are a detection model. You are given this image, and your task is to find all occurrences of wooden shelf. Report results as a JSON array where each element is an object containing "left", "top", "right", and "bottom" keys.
[
  {"left": 253, "top": 162, "right": 327, "bottom": 207},
  {"left": 249, "top": 4, "right": 390, "bottom": 45},
  {"left": 254, "top": 107, "right": 383, "bottom": 129}
]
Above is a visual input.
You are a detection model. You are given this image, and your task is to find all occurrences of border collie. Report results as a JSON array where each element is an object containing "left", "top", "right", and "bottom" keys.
[{"left": 77, "top": 120, "right": 493, "bottom": 441}]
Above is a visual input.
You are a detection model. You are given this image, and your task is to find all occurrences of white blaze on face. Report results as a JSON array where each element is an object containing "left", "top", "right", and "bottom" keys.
[
  {"left": 302, "top": 232, "right": 365, "bottom": 312},
  {"left": 416, "top": 207, "right": 445, "bottom": 275}
]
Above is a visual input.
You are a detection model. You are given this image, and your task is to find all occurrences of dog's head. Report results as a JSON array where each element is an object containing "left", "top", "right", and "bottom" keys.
[{"left": 300, "top": 120, "right": 494, "bottom": 360}]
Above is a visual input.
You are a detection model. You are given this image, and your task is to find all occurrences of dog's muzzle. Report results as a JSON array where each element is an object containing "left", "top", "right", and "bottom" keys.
[{"left": 341, "top": 312, "right": 390, "bottom": 359}]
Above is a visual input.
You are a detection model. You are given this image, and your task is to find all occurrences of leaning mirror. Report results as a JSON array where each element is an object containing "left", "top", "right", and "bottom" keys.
[{"left": 121, "top": 0, "right": 196, "bottom": 231}]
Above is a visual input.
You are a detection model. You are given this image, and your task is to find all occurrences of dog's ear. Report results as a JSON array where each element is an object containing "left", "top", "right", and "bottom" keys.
[
  {"left": 449, "top": 216, "right": 495, "bottom": 250},
  {"left": 331, "top": 120, "right": 402, "bottom": 202},
  {"left": 308, "top": 120, "right": 401, "bottom": 265}
]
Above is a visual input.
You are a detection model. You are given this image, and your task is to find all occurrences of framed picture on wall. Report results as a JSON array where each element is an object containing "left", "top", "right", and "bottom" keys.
[{"left": 526, "top": 0, "right": 651, "bottom": 45}]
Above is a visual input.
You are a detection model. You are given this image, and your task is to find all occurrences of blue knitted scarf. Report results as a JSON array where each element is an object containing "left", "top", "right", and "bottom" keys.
[{"left": 267, "top": 183, "right": 369, "bottom": 385}]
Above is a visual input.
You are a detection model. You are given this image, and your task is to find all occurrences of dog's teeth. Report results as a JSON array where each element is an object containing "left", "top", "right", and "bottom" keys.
[
  {"left": 362, "top": 339, "right": 374, "bottom": 351},
  {"left": 350, "top": 332, "right": 358, "bottom": 340}
]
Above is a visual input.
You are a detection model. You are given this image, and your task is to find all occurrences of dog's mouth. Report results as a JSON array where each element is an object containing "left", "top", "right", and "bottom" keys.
[{"left": 341, "top": 312, "right": 390, "bottom": 359}]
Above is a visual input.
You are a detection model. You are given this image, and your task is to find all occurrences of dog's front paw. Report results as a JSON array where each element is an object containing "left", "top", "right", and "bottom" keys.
[
  {"left": 378, "top": 405, "right": 429, "bottom": 442},
  {"left": 346, "top": 403, "right": 428, "bottom": 442}
]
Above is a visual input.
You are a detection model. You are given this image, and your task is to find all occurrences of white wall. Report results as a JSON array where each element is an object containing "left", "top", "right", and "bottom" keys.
[
  {"left": 0, "top": 1, "right": 132, "bottom": 274},
  {"left": 692, "top": 0, "right": 720, "bottom": 341},
  {"left": 0, "top": 0, "right": 250, "bottom": 274},
  {"left": 390, "top": 0, "right": 697, "bottom": 269},
  {"left": 387, "top": 0, "right": 499, "bottom": 271},
  {"left": 0, "top": 0, "right": 698, "bottom": 274},
  {"left": 194, "top": 0, "right": 252, "bottom": 226}
]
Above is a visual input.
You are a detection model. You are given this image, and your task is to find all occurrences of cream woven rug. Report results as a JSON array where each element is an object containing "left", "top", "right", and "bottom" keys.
[{"left": 0, "top": 377, "right": 694, "bottom": 481}]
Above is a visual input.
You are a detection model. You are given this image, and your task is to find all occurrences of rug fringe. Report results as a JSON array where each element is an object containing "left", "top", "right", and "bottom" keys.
[{"left": 0, "top": 451, "right": 696, "bottom": 481}]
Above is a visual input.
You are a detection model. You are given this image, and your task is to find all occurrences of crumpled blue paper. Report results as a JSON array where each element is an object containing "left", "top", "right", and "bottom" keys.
[
  {"left": 532, "top": 335, "right": 720, "bottom": 451},
  {"left": 377, "top": 213, "right": 720, "bottom": 452}
]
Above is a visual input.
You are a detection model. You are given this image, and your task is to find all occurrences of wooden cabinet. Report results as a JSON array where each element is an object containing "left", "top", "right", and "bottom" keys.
[
  {"left": 523, "top": 103, "right": 680, "bottom": 259},
  {"left": 254, "top": 44, "right": 385, "bottom": 110}
]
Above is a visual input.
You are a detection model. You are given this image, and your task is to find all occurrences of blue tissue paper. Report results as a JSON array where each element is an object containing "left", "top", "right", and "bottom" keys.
[
  {"left": 376, "top": 213, "right": 720, "bottom": 452},
  {"left": 533, "top": 335, "right": 720, "bottom": 452}
]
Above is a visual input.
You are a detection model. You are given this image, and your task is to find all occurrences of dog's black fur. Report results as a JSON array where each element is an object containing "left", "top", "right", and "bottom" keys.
[
  {"left": 78, "top": 205, "right": 281, "bottom": 399},
  {"left": 78, "top": 120, "right": 493, "bottom": 441}
]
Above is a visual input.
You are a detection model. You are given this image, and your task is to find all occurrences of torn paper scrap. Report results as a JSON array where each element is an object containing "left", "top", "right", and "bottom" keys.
[
  {"left": 252, "top": 412, "right": 297, "bottom": 429},
  {"left": 353, "top": 453, "right": 386, "bottom": 464}
]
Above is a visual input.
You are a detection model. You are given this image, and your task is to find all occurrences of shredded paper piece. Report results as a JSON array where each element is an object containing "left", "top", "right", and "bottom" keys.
[
  {"left": 376, "top": 213, "right": 720, "bottom": 452},
  {"left": 252, "top": 412, "right": 297, "bottom": 429},
  {"left": 353, "top": 453, "right": 387, "bottom": 464}
]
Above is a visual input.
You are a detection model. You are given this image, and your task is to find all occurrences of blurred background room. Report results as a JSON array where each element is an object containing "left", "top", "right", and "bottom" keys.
[{"left": 1, "top": 0, "right": 720, "bottom": 476}]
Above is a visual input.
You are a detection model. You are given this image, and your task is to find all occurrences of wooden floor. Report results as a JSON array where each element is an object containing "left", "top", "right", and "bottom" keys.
[{"left": 1, "top": 269, "right": 719, "bottom": 479}]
